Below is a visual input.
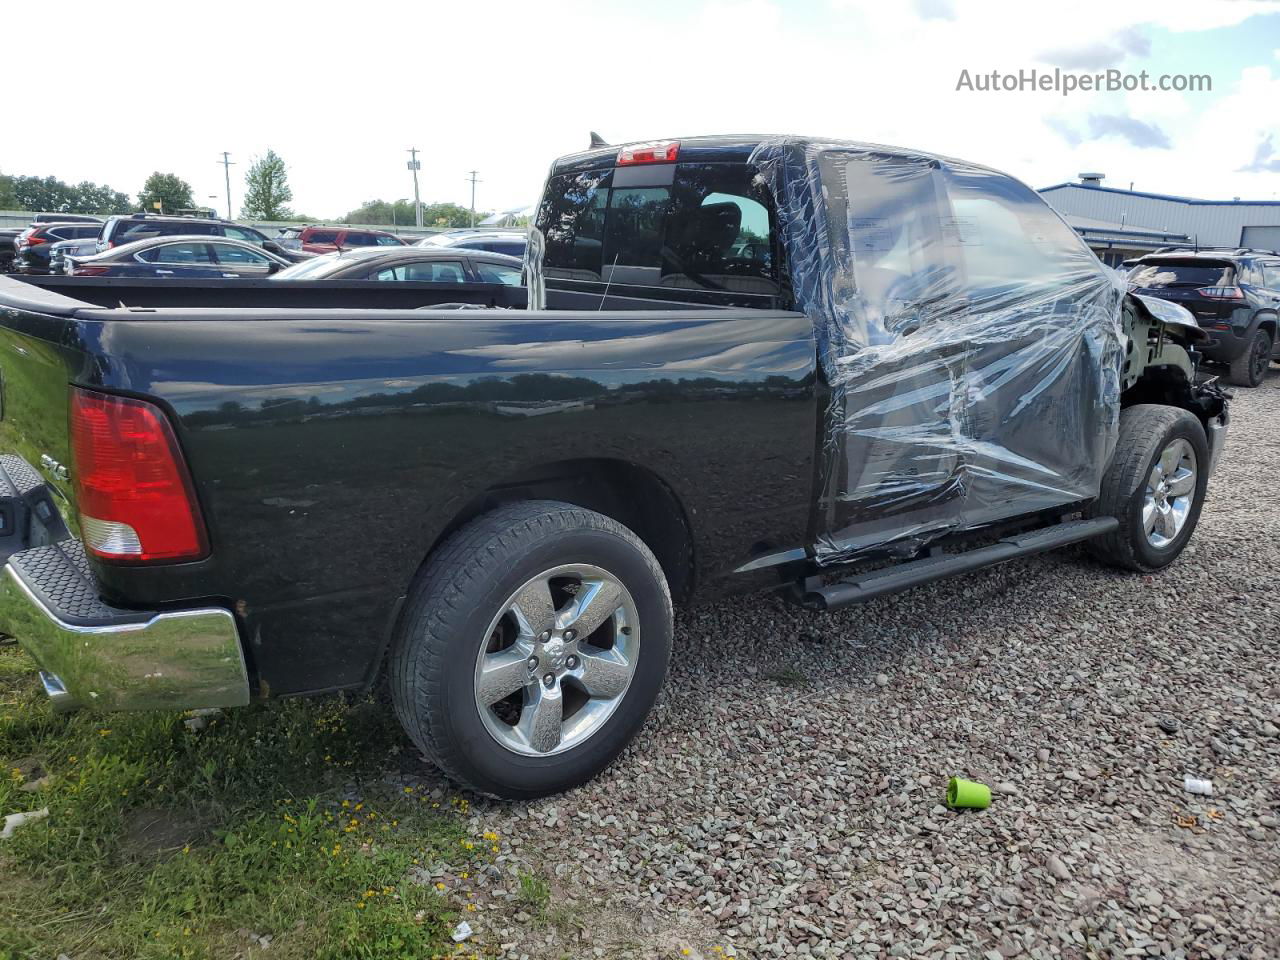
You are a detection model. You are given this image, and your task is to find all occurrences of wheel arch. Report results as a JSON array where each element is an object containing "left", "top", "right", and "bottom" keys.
[
  {"left": 422, "top": 457, "right": 697, "bottom": 606},
  {"left": 1252, "top": 309, "right": 1277, "bottom": 339}
]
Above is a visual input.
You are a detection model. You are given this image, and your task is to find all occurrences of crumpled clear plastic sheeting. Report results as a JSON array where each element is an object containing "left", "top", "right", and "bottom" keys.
[{"left": 750, "top": 138, "right": 1126, "bottom": 563}]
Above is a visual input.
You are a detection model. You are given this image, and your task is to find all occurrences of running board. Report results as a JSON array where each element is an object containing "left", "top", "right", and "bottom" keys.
[{"left": 804, "top": 517, "right": 1118, "bottom": 611}]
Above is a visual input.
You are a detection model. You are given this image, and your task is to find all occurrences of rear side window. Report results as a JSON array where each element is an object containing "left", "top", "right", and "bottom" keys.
[
  {"left": 1259, "top": 262, "right": 1280, "bottom": 289},
  {"left": 223, "top": 225, "right": 265, "bottom": 244},
  {"left": 119, "top": 221, "right": 216, "bottom": 243},
  {"left": 375, "top": 234, "right": 402, "bottom": 246},
  {"left": 1129, "top": 261, "right": 1235, "bottom": 288},
  {"left": 342, "top": 232, "right": 376, "bottom": 247},
  {"left": 372, "top": 260, "right": 466, "bottom": 282},
  {"left": 474, "top": 261, "right": 522, "bottom": 285},
  {"left": 137, "top": 242, "right": 214, "bottom": 264},
  {"left": 538, "top": 163, "right": 779, "bottom": 294},
  {"left": 306, "top": 230, "right": 339, "bottom": 244}
]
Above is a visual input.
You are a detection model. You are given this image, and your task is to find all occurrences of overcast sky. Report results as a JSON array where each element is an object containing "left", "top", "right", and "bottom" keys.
[{"left": 5, "top": 0, "right": 1279, "bottom": 219}]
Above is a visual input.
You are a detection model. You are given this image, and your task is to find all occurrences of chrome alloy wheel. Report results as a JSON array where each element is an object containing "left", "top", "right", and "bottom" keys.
[
  {"left": 1143, "top": 438, "right": 1197, "bottom": 549},
  {"left": 473, "top": 564, "right": 638, "bottom": 757}
]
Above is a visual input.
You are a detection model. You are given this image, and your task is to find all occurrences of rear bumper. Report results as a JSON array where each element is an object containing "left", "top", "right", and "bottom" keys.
[
  {"left": 1199, "top": 326, "right": 1249, "bottom": 364},
  {"left": 0, "top": 539, "right": 249, "bottom": 712}
]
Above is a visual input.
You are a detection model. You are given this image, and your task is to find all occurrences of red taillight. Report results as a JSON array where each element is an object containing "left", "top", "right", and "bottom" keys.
[
  {"left": 616, "top": 140, "right": 679, "bottom": 166},
  {"left": 69, "top": 387, "right": 208, "bottom": 563},
  {"left": 72, "top": 264, "right": 109, "bottom": 276},
  {"left": 1196, "top": 286, "right": 1244, "bottom": 299},
  {"left": 28, "top": 235, "right": 48, "bottom": 246}
]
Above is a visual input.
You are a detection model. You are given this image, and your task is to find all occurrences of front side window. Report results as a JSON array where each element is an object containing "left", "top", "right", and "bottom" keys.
[
  {"left": 371, "top": 260, "right": 466, "bottom": 282},
  {"left": 940, "top": 167, "right": 1094, "bottom": 303},
  {"left": 137, "top": 242, "right": 215, "bottom": 264}
]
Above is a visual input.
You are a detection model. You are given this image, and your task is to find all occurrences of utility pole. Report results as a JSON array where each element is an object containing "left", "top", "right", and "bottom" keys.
[
  {"left": 218, "top": 152, "right": 235, "bottom": 220},
  {"left": 465, "top": 170, "right": 481, "bottom": 227},
  {"left": 407, "top": 148, "right": 422, "bottom": 228}
]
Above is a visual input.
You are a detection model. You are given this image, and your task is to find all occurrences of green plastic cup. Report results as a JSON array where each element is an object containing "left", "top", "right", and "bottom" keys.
[{"left": 947, "top": 777, "right": 991, "bottom": 810}]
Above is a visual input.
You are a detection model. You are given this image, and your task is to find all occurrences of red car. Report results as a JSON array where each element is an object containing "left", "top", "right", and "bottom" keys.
[{"left": 298, "top": 226, "right": 406, "bottom": 254}]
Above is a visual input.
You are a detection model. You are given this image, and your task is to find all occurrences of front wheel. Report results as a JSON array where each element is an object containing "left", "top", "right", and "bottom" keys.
[
  {"left": 1087, "top": 404, "right": 1209, "bottom": 572},
  {"left": 389, "top": 500, "right": 672, "bottom": 799}
]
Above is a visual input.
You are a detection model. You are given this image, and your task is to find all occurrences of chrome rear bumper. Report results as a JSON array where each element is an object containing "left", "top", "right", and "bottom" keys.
[{"left": 1, "top": 541, "right": 249, "bottom": 712}]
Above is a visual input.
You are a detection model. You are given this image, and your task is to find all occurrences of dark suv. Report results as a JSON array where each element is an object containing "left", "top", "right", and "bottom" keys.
[
  {"left": 13, "top": 222, "right": 104, "bottom": 275},
  {"left": 1128, "top": 248, "right": 1280, "bottom": 386},
  {"left": 96, "top": 214, "right": 301, "bottom": 261}
]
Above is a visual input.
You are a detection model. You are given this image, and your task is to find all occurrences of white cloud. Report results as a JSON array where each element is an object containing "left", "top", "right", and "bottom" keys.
[{"left": 2, "top": 0, "right": 1276, "bottom": 216}]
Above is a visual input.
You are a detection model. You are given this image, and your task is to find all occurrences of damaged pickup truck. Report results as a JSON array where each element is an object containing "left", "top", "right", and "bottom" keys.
[{"left": 0, "top": 136, "right": 1229, "bottom": 798}]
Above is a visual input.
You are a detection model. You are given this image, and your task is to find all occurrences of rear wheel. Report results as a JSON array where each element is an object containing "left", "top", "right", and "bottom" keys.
[
  {"left": 389, "top": 500, "right": 672, "bottom": 799},
  {"left": 1228, "top": 328, "right": 1272, "bottom": 387},
  {"left": 1088, "top": 404, "right": 1209, "bottom": 572}
]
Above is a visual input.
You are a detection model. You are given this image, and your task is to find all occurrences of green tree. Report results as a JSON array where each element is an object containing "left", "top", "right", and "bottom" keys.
[
  {"left": 137, "top": 172, "right": 194, "bottom": 215},
  {"left": 7, "top": 174, "right": 130, "bottom": 214},
  {"left": 342, "top": 199, "right": 490, "bottom": 227},
  {"left": 70, "top": 181, "right": 132, "bottom": 215},
  {"left": 0, "top": 171, "right": 16, "bottom": 209},
  {"left": 241, "top": 150, "right": 294, "bottom": 220}
]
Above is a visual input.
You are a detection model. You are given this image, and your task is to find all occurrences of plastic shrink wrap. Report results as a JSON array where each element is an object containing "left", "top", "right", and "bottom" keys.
[{"left": 749, "top": 139, "right": 1126, "bottom": 562}]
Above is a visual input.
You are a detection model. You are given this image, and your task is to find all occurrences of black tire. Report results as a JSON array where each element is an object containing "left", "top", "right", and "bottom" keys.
[
  {"left": 1087, "top": 404, "right": 1209, "bottom": 572},
  {"left": 1228, "top": 328, "right": 1273, "bottom": 387},
  {"left": 389, "top": 500, "right": 672, "bottom": 800}
]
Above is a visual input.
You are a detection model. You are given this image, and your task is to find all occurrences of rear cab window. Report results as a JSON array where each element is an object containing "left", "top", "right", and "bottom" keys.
[{"left": 538, "top": 161, "right": 780, "bottom": 298}]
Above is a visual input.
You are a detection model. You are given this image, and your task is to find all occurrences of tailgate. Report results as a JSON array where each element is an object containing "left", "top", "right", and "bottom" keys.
[{"left": 0, "top": 276, "right": 96, "bottom": 553}]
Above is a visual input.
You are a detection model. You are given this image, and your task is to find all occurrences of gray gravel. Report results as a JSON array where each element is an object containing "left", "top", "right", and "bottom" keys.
[{"left": 403, "top": 372, "right": 1280, "bottom": 959}]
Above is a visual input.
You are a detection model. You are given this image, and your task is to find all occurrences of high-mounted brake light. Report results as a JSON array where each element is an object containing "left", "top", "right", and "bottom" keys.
[
  {"left": 1196, "top": 286, "right": 1244, "bottom": 300},
  {"left": 616, "top": 140, "right": 679, "bottom": 166},
  {"left": 70, "top": 387, "right": 208, "bottom": 563}
]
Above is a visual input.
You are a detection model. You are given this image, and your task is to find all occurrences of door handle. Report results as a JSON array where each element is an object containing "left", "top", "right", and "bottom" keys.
[
  {"left": 155, "top": 269, "right": 174, "bottom": 275},
  {"left": 222, "top": 273, "right": 239, "bottom": 278}
]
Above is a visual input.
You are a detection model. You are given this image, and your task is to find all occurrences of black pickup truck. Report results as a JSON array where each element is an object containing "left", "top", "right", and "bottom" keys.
[{"left": 0, "top": 136, "right": 1229, "bottom": 799}]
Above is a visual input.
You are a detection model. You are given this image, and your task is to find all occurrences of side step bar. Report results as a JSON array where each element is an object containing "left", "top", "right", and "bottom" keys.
[{"left": 804, "top": 517, "right": 1119, "bottom": 611}]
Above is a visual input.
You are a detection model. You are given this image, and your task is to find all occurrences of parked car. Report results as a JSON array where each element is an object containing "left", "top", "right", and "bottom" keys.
[
  {"left": 271, "top": 246, "right": 523, "bottom": 283},
  {"left": 13, "top": 222, "right": 104, "bottom": 274},
  {"left": 48, "top": 236, "right": 101, "bottom": 275},
  {"left": 0, "top": 229, "right": 20, "bottom": 273},
  {"left": 296, "top": 226, "right": 406, "bottom": 254},
  {"left": 1127, "top": 247, "right": 1280, "bottom": 386},
  {"left": 68, "top": 235, "right": 291, "bottom": 278},
  {"left": 30, "top": 213, "right": 103, "bottom": 225},
  {"left": 0, "top": 135, "right": 1229, "bottom": 801},
  {"left": 273, "top": 226, "right": 305, "bottom": 250},
  {"left": 416, "top": 229, "right": 527, "bottom": 259},
  {"left": 95, "top": 213, "right": 308, "bottom": 262}
]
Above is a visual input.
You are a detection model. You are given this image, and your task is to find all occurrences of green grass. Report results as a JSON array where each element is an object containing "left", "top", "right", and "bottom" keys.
[{"left": 0, "top": 643, "right": 491, "bottom": 960}]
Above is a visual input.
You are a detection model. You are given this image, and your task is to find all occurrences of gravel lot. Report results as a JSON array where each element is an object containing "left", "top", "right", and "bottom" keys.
[{"left": 402, "top": 371, "right": 1280, "bottom": 960}]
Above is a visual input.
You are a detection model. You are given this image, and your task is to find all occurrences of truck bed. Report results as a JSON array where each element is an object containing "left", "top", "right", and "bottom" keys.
[{"left": 0, "top": 274, "right": 817, "bottom": 698}]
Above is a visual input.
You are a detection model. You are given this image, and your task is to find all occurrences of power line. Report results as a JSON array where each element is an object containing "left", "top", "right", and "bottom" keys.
[
  {"left": 466, "top": 170, "right": 482, "bottom": 227},
  {"left": 218, "top": 152, "right": 235, "bottom": 220},
  {"left": 407, "top": 148, "right": 422, "bottom": 228}
]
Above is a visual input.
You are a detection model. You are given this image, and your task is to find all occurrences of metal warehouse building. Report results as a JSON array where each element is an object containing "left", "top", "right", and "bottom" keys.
[{"left": 1039, "top": 175, "right": 1280, "bottom": 266}]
